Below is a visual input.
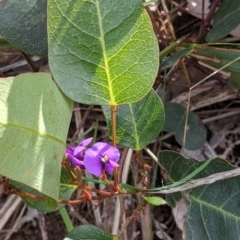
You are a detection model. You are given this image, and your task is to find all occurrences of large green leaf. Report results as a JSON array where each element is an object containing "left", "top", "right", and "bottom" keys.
[
  {"left": 48, "top": 0, "right": 159, "bottom": 105},
  {"left": 206, "top": 1, "right": 240, "bottom": 42},
  {"left": 158, "top": 150, "right": 240, "bottom": 240},
  {"left": 0, "top": 73, "right": 73, "bottom": 200},
  {"left": 64, "top": 225, "right": 117, "bottom": 240},
  {"left": 102, "top": 90, "right": 164, "bottom": 150},
  {"left": 0, "top": 0, "right": 47, "bottom": 56},
  {"left": 164, "top": 102, "right": 206, "bottom": 150}
]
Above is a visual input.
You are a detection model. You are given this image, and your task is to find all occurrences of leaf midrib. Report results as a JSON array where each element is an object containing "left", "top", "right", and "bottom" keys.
[{"left": 95, "top": 0, "right": 115, "bottom": 105}]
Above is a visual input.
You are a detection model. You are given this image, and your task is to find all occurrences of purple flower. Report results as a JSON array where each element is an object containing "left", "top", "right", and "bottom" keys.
[
  {"left": 84, "top": 142, "right": 120, "bottom": 176},
  {"left": 66, "top": 138, "right": 93, "bottom": 168}
]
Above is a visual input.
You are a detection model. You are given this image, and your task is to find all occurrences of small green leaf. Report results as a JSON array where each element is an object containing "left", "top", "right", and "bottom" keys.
[
  {"left": 64, "top": 225, "right": 116, "bottom": 240},
  {"left": 82, "top": 177, "right": 106, "bottom": 185},
  {"left": 0, "top": 73, "right": 73, "bottom": 200},
  {"left": 48, "top": 0, "right": 159, "bottom": 105},
  {"left": 161, "top": 47, "right": 194, "bottom": 68},
  {"left": 0, "top": 0, "right": 47, "bottom": 56},
  {"left": 206, "top": 1, "right": 240, "bottom": 42},
  {"left": 142, "top": 196, "right": 167, "bottom": 206},
  {"left": 119, "top": 183, "right": 141, "bottom": 191},
  {"left": 103, "top": 90, "right": 164, "bottom": 150},
  {"left": 164, "top": 102, "right": 206, "bottom": 150}
]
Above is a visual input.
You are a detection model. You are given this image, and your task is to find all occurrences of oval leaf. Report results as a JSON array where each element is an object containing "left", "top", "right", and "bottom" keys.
[
  {"left": 142, "top": 196, "right": 167, "bottom": 206},
  {"left": 206, "top": 1, "right": 240, "bottom": 42},
  {"left": 0, "top": 0, "right": 47, "bottom": 56},
  {"left": 64, "top": 225, "right": 116, "bottom": 240},
  {"left": 48, "top": 0, "right": 159, "bottom": 105},
  {"left": 102, "top": 90, "right": 164, "bottom": 150},
  {"left": 0, "top": 73, "right": 73, "bottom": 200},
  {"left": 119, "top": 183, "right": 141, "bottom": 191},
  {"left": 164, "top": 102, "right": 206, "bottom": 150},
  {"left": 158, "top": 150, "right": 240, "bottom": 240}
]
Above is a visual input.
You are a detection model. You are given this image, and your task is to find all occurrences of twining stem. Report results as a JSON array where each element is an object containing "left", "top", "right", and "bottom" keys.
[
  {"left": 110, "top": 105, "right": 119, "bottom": 190},
  {"left": 110, "top": 105, "right": 117, "bottom": 147},
  {"left": 113, "top": 167, "right": 119, "bottom": 190}
]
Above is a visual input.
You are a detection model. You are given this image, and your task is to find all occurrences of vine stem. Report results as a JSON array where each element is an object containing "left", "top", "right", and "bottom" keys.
[
  {"left": 110, "top": 105, "right": 119, "bottom": 190},
  {"left": 110, "top": 105, "right": 117, "bottom": 146}
]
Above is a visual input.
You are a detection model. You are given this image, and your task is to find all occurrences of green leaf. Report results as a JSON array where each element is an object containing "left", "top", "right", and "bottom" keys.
[
  {"left": 12, "top": 168, "right": 76, "bottom": 212},
  {"left": 159, "top": 150, "right": 240, "bottom": 240},
  {"left": 142, "top": 196, "right": 167, "bottom": 206},
  {"left": 0, "top": 37, "right": 14, "bottom": 50},
  {"left": 0, "top": 73, "right": 73, "bottom": 200},
  {"left": 206, "top": 1, "right": 240, "bottom": 42},
  {"left": 59, "top": 207, "right": 74, "bottom": 232},
  {"left": 194, "top": 47, "right": 240, "bottom": 86},
  {"left": 11, "top": 178, "right": 76, "bottom": 212},
  {"left": 161, "top": 47, "right": 194, "bottom": 68},
  {"left": 48, "top": 0, "right": 159, "bottom": 105},
  {"left": 195, "top": 46, "right": 240, "bottom": 73},
  {"left": 102, "top": 90, "right": 164, "bottom": 150},
  {"left": 228, "top": 72, "right": 240, "bottom": 89},
  {"left": 64, "top": 225, "right": 116, "bottom": 240},
  {"left": 119, "top": 183, "right": 141, "bottom": 191},
  {"left": 82, "top": 177, "right": 107, "bottom": 185},
  {"left": 0, "top": 0, "right": 47, "bottom": 56},
  {"left": 164, "top": 102, "right": 206, "bottom": 150},
  {"left": 42, "top": 194, "right": 58, "bottom": 210}
]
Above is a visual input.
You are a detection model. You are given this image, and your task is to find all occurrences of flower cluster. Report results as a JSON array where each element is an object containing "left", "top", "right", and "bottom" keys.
[{"left": 66, "top": 138, "right": 120, "bottom": 177}]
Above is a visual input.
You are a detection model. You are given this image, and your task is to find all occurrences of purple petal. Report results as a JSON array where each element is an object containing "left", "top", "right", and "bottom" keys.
[
  {"left": 109, "top": 160, "right": 119, "bottom": 168},
  {"left": 73, "top": 146, "right": 85, "bottom": 160},
  {"left": 66, "top": 147, "right": 75, "bottom": 156},
  {"left": 92, "top": 142, "right": 120, "bottom": 163},
  {"left": 79, "top": 137, "right": 93, "bottom": 147},
  {"left": 105, "top": 160, "right": 119, "bottom": 175},
  {"left": 84, "top": 148, "right": 103, "bottom": 176},
  {"left": 91, "top": 142, "right": 110, "bottom": 152},
  {"left": 68, "top": 155, "right": 85, "bottom": 169}
]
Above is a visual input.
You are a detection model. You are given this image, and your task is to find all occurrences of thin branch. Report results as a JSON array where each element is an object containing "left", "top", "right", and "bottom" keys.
[
  {"left": 196, "top": 0, "right": 221, "bottom": 42},
  {"left": 21, "top": 51, "right": 39, "bottom": 72},
  {"left": 149, "top": 167, "right": 240, "bottom": 194},
  {"left": 69, "top": 106, "right": 94, "bottom": 145},
  {"left": 183, "top": 55, "right": 240, "bottom": 148}
]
